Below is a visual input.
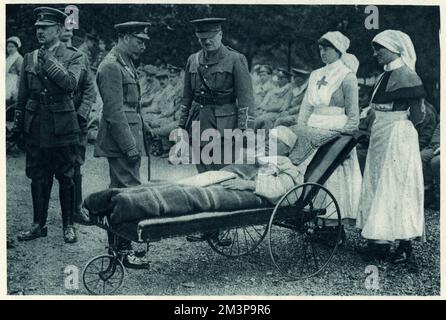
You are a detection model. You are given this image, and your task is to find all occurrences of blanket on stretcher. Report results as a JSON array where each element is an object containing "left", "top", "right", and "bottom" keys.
[{"left": 84, "top": 180, "right": 269, "bottom": 225}]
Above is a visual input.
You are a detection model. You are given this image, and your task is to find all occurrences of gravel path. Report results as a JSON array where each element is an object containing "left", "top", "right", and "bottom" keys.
[{"left": 6, "top": 145, "right": 440, "bottom": 296}]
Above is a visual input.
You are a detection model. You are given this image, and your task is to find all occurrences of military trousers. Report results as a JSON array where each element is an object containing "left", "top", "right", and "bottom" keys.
[
  {"left": 107, "top": 156, "right": 142, "bottom": 250},
  {"left": 26, "top": 144, "right": 77, "bottom": 186},
  {"left": 25, "top": 144, "right": 77, "bottom": 228},
  {"left": 107, "top": 157, "right": 142, "bottom": 188}
]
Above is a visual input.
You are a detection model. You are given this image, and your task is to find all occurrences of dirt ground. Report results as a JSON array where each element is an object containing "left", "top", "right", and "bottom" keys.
[{"left": 6, "top": 144, "right": 440, "bottom": 296}]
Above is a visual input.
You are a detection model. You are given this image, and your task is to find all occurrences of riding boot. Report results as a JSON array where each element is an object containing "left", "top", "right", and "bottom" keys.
[
  {"left": 392, "top": 240, "right": 413, "bottom": 264},
  {"left": 73, "top": 167, "right": 91, "bottom": 225},
  {"left": 60, "top": 183, "right": 77, "bottom": 243},
  {"left": 17, "top": 180, "right": 48, "bottom": 241},
  {"left": 374, "top": 243, "right": 391, "bottom": 261},
  {"left": 41, "top": 176, "right": 53, "bottom": 228}
]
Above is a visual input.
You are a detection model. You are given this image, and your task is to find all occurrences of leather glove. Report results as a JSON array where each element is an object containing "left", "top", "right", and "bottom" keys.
[
  {"left": 37, "top": 47, "right": 53, "bottom": 65},
  {"left": 77, "top": 114, "right": 88, "bottom": 132},
  {"left": 17, "top": 134, "right": 26, "bottom": 150},
  {"left": 177, "top": 104, "right": 189, "bottom": 130},
  {"left": 10, "top": 131, "right": 26, "bottom": 150},
  {"left": 125, "top": 148, "right": 140, "bottom": 165}
]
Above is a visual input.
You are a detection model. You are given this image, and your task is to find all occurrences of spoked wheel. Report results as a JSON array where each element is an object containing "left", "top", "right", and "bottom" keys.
[
  {"left": 207, "top": 225, "right": 268, "bottom": 258},
  {"left": 267, "top": 183, "right": 342, "bottom": 279},
  {"left": 82, "top": 254, "right": 125, "bottom": 295}
]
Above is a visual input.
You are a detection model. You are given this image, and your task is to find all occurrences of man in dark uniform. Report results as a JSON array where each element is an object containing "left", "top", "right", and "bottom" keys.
[
  {"left": 179, "top": 18, "right": 255, "bottom": 243},
  {"left": 60, "top": 26, "right": 97, "bottom": 224},
  {"left": 78, "top": 33, "right": 98, "bottom": 64},
  {"left": 178, "top": 18, "right": 255, "bottom": 173},
  {"left": 12, "top": 7, "right": 84, "bottom": 243},
  {"left": 94, "top": 21, "right": 150, "bottom": 268}
]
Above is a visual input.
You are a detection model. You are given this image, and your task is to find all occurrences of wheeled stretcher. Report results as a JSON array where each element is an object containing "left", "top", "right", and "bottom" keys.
[{"left": 82, "top": 132, "right": 363, "bottom": 295}]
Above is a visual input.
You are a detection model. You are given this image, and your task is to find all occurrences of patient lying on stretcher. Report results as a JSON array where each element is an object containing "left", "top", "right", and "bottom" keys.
[{"left": 84, "top": 126, "right": 305, "bottom": 225}]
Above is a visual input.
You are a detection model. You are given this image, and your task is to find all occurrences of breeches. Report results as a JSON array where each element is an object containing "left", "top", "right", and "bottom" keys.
[{"left": 26, "top": 144, "right": 76, "bottom": 187}]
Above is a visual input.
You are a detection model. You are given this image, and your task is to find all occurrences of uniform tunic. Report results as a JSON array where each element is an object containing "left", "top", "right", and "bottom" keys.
[
  {"left": 14, "top": 42, "right": 83, "bottom": 182},
  {"left": 179, "top": 44, "right": 255, "bottom": 135},
  {"left": 179, "top": 45, "right": 255, "bottom": 171},
  {"left": 94, "top": 45, "right": 148, "bottom": 188},
  {"left": 94, "top": 46, "right": 147, "bottom": 158}
]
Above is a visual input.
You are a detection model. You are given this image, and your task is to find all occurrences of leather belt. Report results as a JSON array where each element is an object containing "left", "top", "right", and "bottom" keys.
[
  {"left": 30, "top": 92, "right": 71, "bottom": 104},
  {"left": 193, "top": 95, "right": 235, "bottom": 106}
]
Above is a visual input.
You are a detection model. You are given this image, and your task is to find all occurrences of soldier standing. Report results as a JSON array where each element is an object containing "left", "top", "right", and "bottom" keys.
[
  {"left": 178, "top": 18, "right": 255, "bottom": 173},
  {"left": 13, "top": 7, "right": 84, "bottom": 243},
  {"left": 60, "top": 26, "right": 97, "bottom": 224},
  {"left": 94, "top": 21, "right": 150, "bottom": 268}
]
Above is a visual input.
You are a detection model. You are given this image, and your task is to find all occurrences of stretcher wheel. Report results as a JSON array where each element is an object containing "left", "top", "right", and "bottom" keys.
[
  {"left": 207, "top": 224, "right": 268, "bottom": 258},
  {"left": 82, "top": 254, "right": 125, "bottom": 295},
  {"left": 267, "top": 183, "right": 342, "bottom": 279}
]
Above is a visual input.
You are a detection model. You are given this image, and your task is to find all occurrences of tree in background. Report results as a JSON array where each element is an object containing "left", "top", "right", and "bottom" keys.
[{"left": 6, "top": 4, "right": 440, "bottom": 109}]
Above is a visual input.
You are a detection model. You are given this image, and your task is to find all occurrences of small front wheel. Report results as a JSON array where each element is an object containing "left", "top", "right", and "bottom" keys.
[{"left": 82, "top": 254, "right": 125, "bottom": 295}]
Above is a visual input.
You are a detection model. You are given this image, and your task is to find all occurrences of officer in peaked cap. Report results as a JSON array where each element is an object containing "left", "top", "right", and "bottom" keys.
[
  {"left": 34, "top": 6, "right": 67, "bottom": 26},
  {"left": 114, "top": 21, "right": 151, "bottom": 41},
  {"left": 13, "top": 6, "right": 84, "bottom": 243},
  {"left": 190, "top": 17, "right": 227, "bottom": 38},
  {"left": 94, "top": 20, "right": 151, "bottom": 268},
  {"left": 179, "top": 17, "right": 255, "bottom": 173}
]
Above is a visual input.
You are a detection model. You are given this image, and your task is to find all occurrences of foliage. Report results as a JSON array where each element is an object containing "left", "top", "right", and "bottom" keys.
[{"left": 6, "top": 4, "right": 440, "bottom": 105}]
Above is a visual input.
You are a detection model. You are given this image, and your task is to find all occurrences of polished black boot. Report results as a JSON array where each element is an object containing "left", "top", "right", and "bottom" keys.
[
  {"left": 392, "top": 240, "right": 413, "bottom": 264},
  {"left": 17, "top": 180, "right": 49, "bottom": 241},
  {"left": 60, "top": 183, "right": 77, "bottom": 244},
  {"left": 357, "top": 242, "right": 389, "bottom": 262},
  {"left": 73, "top": 167, "right": 92, "bottom": 225},
  {"left": 374, "top": 243, "right": 391, "bottom": 261}
]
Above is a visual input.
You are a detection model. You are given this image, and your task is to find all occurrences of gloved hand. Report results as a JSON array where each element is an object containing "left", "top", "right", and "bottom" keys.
[
  {"left": 77, "top": 114, "right": 88, "bottom": 132},
  {"left": 125, "top": 148, "right": 140, "bottom": 165},
  {"left": 38, "top": 47, "right": 50, "bottom": 65},
  {"left": 177, "top": 104, "right": 189, "bottom": 130},
  {"left": 11, "top": 131, "right": 26, "bottom": 150},
  {"left": 38, "top": 46, "right": 55, "bottom": 64}
]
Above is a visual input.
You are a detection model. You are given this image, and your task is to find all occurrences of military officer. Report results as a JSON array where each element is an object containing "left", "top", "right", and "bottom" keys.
[
  {"left": 12, "top": 7, "right": 84, "bottom": 243},
  {"left": 178, "top": 18, "right": 255, "bottom": 173},
  {"left": 60, "top": 26, "right": 97, "bottom": 224},
  {"left": 94, "top": 21, "right": 150, "bottom": 268}
]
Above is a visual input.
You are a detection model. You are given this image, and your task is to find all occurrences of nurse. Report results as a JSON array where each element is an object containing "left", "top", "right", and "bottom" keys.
[{"left": 356, "top": 30, "right": 426, "bottom": 269}]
